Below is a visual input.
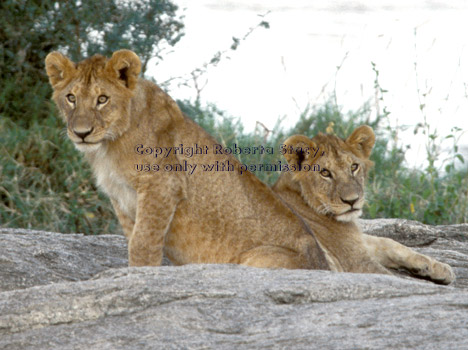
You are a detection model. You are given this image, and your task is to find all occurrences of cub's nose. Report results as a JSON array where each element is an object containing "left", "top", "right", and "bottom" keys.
[
  {"left": 73, "top": 127, "right": 94, "bottom": 140},
  {"left": 340, "top": 196, "right": 358, "bottom": 207}
]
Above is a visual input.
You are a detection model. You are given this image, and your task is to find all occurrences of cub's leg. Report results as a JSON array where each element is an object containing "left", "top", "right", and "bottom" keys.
[
  {"left": 128, "top": 185, "right": 181, "bottom": 267},
  {"left": 352, "top": 258, "right": 393, "bottom": 275},
  {"left": 238, "top": 246, "right": 310, "bottom": 269},
  {"left": 363, "top": 234, "right": 455, "bottom": 284},
  {"left": 110, "top": 198, "right": 135, "bottom": 239}
]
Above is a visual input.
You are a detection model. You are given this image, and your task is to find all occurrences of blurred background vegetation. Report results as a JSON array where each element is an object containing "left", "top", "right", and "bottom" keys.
[{"left": 1, "top": 0, "right": 466, "bottom": 234}]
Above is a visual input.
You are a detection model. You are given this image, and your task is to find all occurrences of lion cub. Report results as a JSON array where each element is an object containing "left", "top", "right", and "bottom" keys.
[
  {"left": 273, "top": 126, "right": 455, "bottom": 284},
  {"left": 45, "top": 49, "right": 329, "bottom": 270}
]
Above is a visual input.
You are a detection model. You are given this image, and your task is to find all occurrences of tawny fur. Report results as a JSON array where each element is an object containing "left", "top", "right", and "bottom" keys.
[
  {"left": 45, "top": 49, "right": 329, "bottom": 270},
  {"left": 273, "top": 126, "right": 455, "bottom": 284}
]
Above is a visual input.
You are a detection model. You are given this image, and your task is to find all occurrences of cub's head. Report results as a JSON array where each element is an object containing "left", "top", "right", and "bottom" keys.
[
  {"left": 45, "top": 50, "right": 141, "bottom": 152},
  {"left": 283, "top": 126, "right": 375, "bottom": 222}
]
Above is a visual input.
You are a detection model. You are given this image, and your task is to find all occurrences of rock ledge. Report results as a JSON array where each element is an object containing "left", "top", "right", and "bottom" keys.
[{"left": 0, "top": 219, "right": 467, "bottom": 350}]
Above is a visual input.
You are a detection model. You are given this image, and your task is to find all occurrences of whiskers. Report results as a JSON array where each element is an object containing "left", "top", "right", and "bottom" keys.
[
  {"left": 315, "top": 202, "right": 333, "bottom": 216},
  {"left": 316, "top": 200, "right": 363, "bottom": 222},
  {"left": 105, "top": 129, "right": 117, "bottom": 141},
  {"left": 59, "top": 128, "right": 69, "bottom": 141}
]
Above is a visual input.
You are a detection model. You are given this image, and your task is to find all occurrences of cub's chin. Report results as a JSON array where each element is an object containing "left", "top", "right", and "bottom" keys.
[
  {"left": 74, "top": 142, "right": 103, "bottom": 153},
  {"left": 335, "top": 209, "right": 362, "bottom": 222}
]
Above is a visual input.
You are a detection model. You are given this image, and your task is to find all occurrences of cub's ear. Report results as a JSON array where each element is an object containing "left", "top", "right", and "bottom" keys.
[
  {"left": 282, "top": 135, "right": 318, "bottom": 170},
  {"left": 346, "top": 125, "right": 375, "bottom": 158},
  {"left": 45, "top": 52, "right": 76, "bottom": 88},
  {"left": 105, "top": 50, "right": 141, "bottom": 90}
]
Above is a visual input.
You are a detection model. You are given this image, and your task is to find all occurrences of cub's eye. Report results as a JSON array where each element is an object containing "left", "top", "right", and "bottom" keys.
[
  {"left": 351, "top": 163, "right": 359, "bottom": 172},
  {"left": 97, "top": 95, "right": 108, "bottom": 104},
  {"left": 66, "top": 94, "right": 76, "bottom": 103},
  {"left": 320, "top": 169, "right": 331, "bottom": 178}
]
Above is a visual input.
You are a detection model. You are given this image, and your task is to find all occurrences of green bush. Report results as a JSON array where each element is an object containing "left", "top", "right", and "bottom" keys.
[{"left": 0, "top": 115, "right": 119, "bottom": 234}]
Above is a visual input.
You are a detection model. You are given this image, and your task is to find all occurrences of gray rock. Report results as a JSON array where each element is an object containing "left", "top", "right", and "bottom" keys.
[
  {"left": 0, "top": 228, "right": 128, "bottom": 291},
  {"left": 1, "top": 219, "right": 467, "bottom": 350},
  {"left": 0, "top": 228, "right": 173, "bottom": 292},
  {"left": 1, "top": 265, "right": 467, "bottom": 350}
]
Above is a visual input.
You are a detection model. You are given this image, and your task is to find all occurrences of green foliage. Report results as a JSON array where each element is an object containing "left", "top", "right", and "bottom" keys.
[
  {"left": 0, "top": 115, "right": 119, "bottom": 234},
  {"left": 364, "top": 63, "right": 468, "bottom": 224}
]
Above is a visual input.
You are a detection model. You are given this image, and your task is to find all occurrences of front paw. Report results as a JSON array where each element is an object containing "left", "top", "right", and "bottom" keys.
[
  {"left": 128, "top": 237, "right": 163, "bottom": 266},
  {"left": 410, "top": 258, "right": 456, "bottom": 285},
  {"left": 430, "top": 261, "right": 456, "bottom": 285}
]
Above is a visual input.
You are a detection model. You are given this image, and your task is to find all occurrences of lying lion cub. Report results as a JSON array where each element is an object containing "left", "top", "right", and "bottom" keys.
[
  {"left": 273, "top": 126, "right": 455, "bottom": 284},
  {"left": 45, "top": 49, "right": 329, "bottom": 269}
]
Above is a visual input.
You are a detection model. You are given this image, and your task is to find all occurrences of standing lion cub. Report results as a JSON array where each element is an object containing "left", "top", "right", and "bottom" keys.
[
  {"left": 45, "top": 49, "right": 329, "bottom": 269},
  {"left": 273, "top": 126, "right": 455, "bottom": 284}
]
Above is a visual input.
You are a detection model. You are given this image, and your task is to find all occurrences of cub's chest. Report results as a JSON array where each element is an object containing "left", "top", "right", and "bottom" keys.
[{"left": 89, "top": 148, "right": 137, "bottom": 219}]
